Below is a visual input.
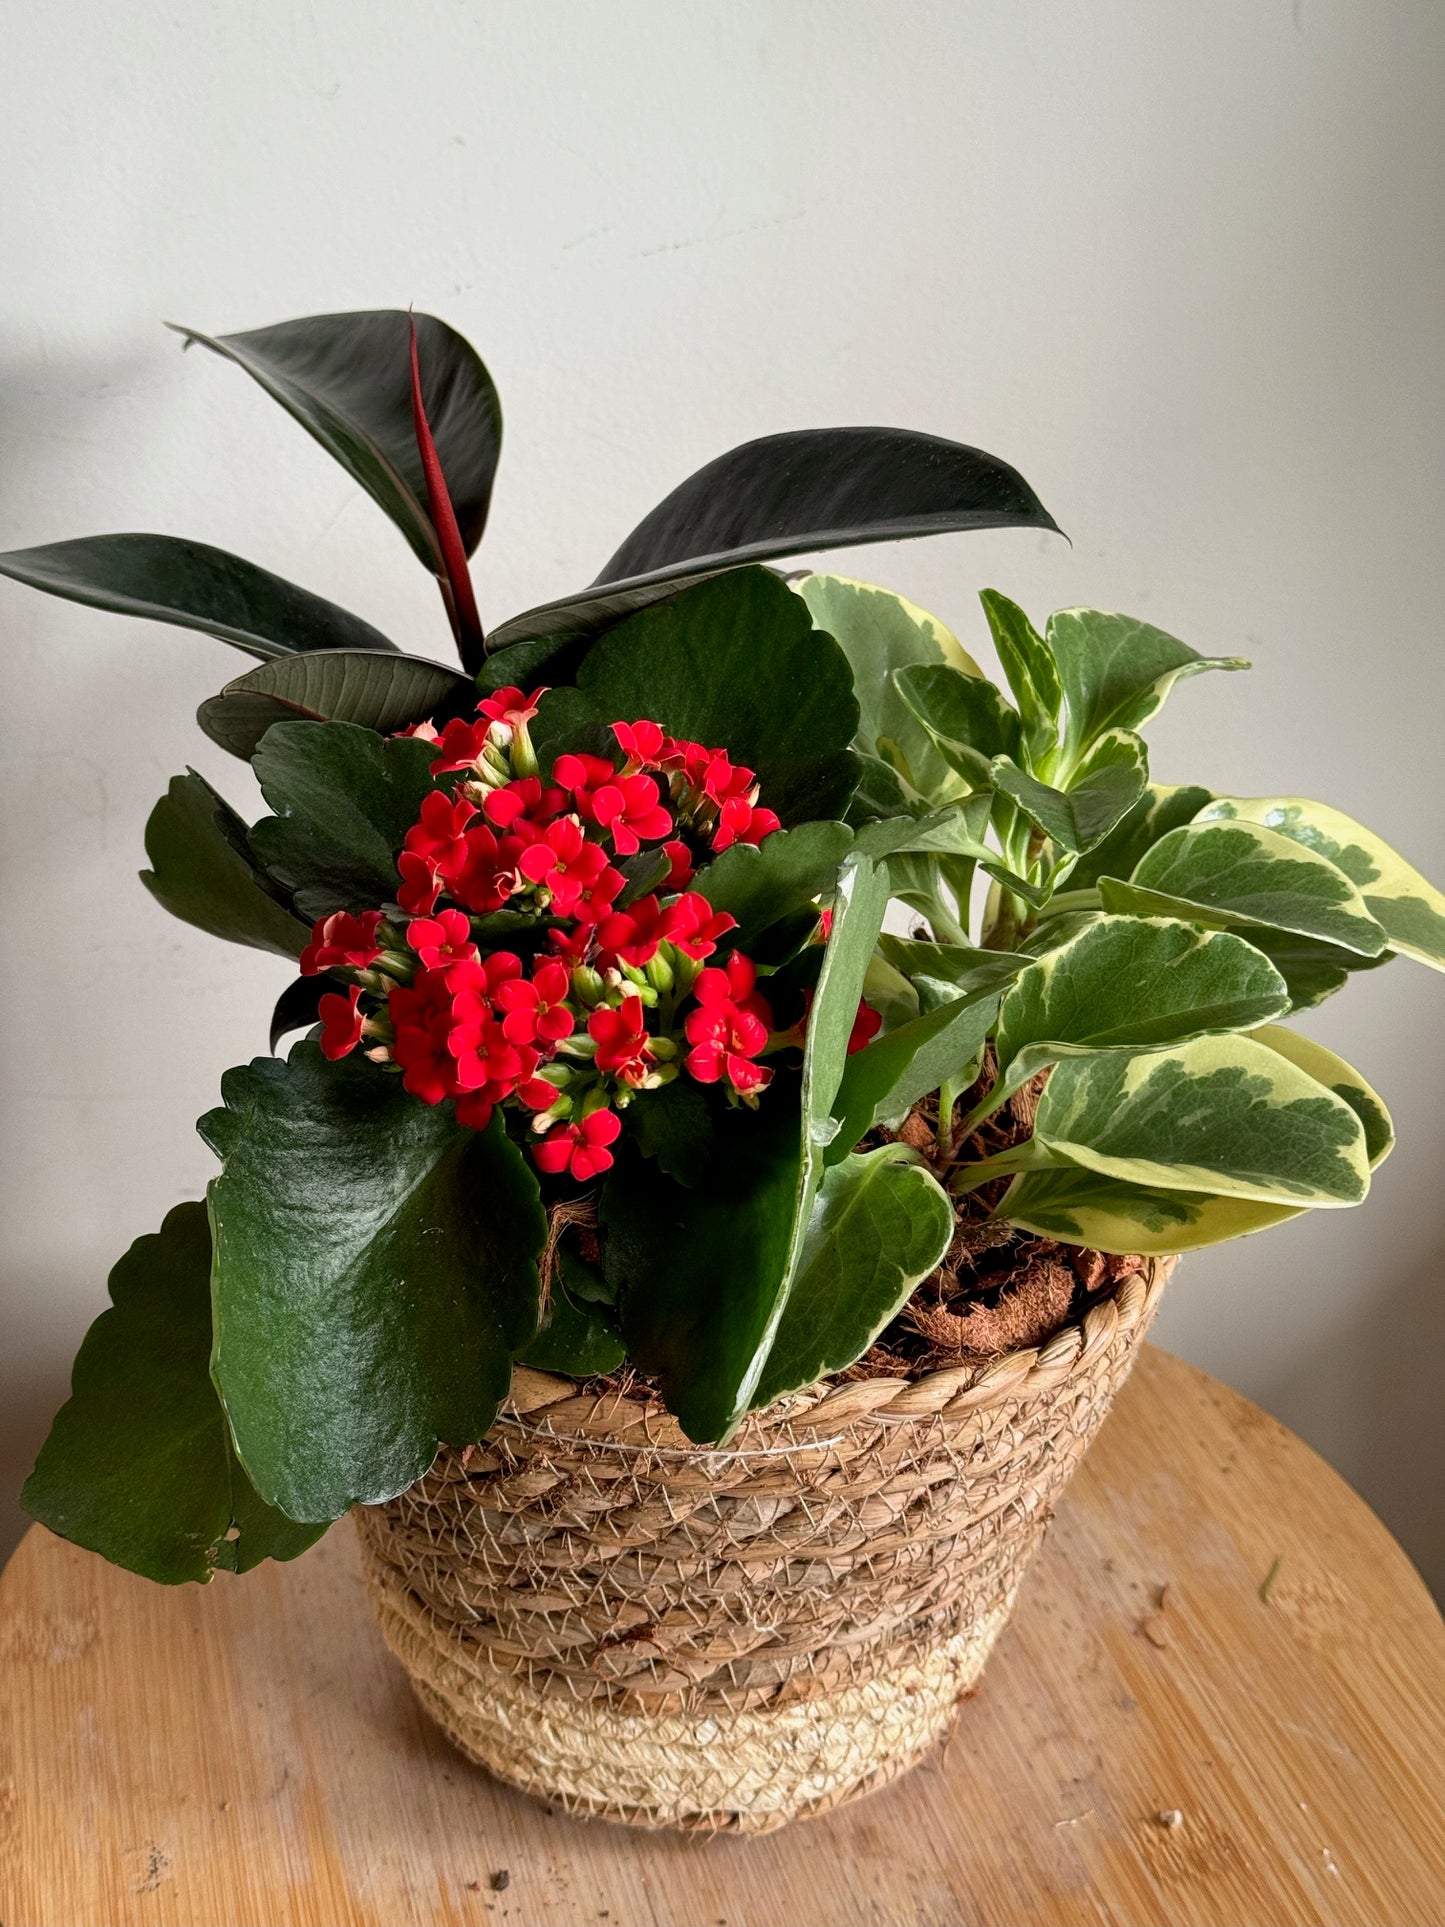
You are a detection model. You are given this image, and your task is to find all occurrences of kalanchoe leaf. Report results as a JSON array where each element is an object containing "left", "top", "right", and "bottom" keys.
[
  {"left": 561, "top": 566, "right": 861, "bottom": 825},
  {"left": 0, "top": 534, "right": 398, "bottom": 662},
  {"left": 199, "top": 650, "right": 474, "bottom": 762},
  {"left": 1100, "top": 820, "right": 1389, "bottom": 958},
  {"left": 171, "top": 311, "right": 502, "bottom": 569},
  {"left": 1196, "top": 797, "right": 1445, "bottom": 974},
  {"left": 795, "top": 575, "right": 979, "bottom": 804},
  {"left": 487, "top": 427, "right": 1059, "bottom": 653},
  {"left": 989, "top": 730, "right": 1149, "bottom": 857},
  {"left": 625, "top": 1077, "right": 716, "bottom": 1187},
  {"left": 1046, "top": 608, "right": 1248, "bottom": 762},
  {"left": 249, "top": 721, "right": 438, "bottom": 918},
  {"left": 748, "top": 1146, "right": 953, "bottom": 1409},
  {"left": 699, "top": 821, "right": 854, "bottom": 944},
  {"left": 142, "top": 771, "right": 309, "bottom": 958},
  {"left": 409, "top": 313, "right": 486, "bottom": 672},
  {"left": 21, "top": 1203, "right": 326, "bottom": 1582},
  {"left": 202, "top": 1046, "right": 545, "bottom": 1521}
]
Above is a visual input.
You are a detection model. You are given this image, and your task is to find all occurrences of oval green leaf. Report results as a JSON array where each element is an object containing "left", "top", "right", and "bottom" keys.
[
  {"left": 141, "top": 772, "right": 309, "bottom": 957},
  {"left": 199, "top": 649, "right": 473, "bottom": 760},
  {"left": 1046, "top": 608, "right": 1247, "bottom": 761}
]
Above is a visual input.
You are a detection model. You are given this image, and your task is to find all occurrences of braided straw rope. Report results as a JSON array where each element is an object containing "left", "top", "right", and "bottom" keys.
[{"left": 357, "top": 1255, "right": 1175, "bottom": 1832}]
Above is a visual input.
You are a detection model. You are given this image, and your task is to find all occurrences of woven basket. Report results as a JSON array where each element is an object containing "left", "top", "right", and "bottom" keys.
[{"left": 357, "top": 1254, "right": 1174, "bottom": 1832}]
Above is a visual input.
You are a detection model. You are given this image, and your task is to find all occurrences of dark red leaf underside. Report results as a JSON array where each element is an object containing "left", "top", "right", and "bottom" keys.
[{"left": 409, "top": 314, "right": 485, "bottom": 671}]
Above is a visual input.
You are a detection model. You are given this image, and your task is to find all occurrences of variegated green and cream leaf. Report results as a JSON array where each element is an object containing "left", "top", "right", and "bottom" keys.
[
  {"left": 1012, "top": 1034, "right": 1370, "bottom": 1207},
  {"left": 989, "top": 729, "right": 1149, "bottom": 856},
  {"left": 1197, "top": 797, "right": 1445, "bottom": 974},
  {"left": 998, "top": 1026, "right": 1392, "bottom": 1251},
  {"left": 1046, "top": 608, "right": 1248, "bottom": 763},
  {"left": 796, "top": 574, "right": 979, "bottom": 805},
  {"left": 995, "top": 914, "right": 1290, "bottom": 1078},
  {"left": 892, "top": 661, "right": 1024, "bottom": 789},
  {"left": 979, "top": 588, "right": 1061, "bottom": 748},
  {"left": 1099, "top": 821, "right": 1388, "bottom": 958},
  {"left": 1066, "top": 782, "right": 1216, "bottom": 892}
]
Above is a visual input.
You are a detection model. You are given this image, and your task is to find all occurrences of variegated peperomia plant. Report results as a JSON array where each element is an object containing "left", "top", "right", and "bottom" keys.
[{"left": 9, "top": 309, "right": 1441, "bottom": 1587}]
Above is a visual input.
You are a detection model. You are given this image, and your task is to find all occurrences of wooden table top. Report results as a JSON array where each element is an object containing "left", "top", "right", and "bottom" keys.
[{"left": 1, "top": 1346, "right": 1441, "bottom": 1927}]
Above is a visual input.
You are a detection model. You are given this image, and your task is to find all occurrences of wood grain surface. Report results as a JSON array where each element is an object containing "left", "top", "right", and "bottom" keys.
[{"left": 1, "top": 1346, "right": 1441, "bottom": 1927}]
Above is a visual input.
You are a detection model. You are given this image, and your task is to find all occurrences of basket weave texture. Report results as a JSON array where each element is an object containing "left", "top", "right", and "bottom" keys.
[{"left": 357, "top": 1256, "right": 1173, "bottom": 1832}]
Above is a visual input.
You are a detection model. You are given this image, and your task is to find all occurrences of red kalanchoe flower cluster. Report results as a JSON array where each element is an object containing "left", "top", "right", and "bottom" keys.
[
  {"left": 684, "top": 953, "right": 775, "bottom": 1096},
  {"left": 299, "top": 690, "right": 792, "bottom": 1179}
]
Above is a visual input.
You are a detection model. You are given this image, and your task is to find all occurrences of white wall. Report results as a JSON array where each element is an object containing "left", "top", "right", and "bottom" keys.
[{"left": 2, "top": 1, "right": 1441, "bottom": 1592}]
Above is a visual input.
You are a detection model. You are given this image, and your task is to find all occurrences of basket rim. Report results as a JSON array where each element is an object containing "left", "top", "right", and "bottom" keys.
[{"left": 494, "top": 1254, "right": 1176, "bottom": 1451}]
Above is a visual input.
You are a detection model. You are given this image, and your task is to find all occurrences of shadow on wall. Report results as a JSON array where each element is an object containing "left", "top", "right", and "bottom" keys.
[{"left": 1260, "top": 1237, "right": 1445, "bottom": 1604}]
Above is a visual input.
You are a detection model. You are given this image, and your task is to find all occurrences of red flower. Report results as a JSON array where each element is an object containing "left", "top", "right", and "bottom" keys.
[
  {"left": 493, "top": 959, "right": 575, "bottom": 1047},
  {"left": 389, "top": 969, "right": 462, "bottom": 1104},
  {"left": 848, "top": 1000, "right": 883, "bottom": 1055},
  {"left": 477, "top": 685, "right": 546, "bottom": 730},
  {"left": 453, "top": 1091, "right": 494, "bottom": 1132},
  {"left": 397, "top": 852, "right": 442, "bottom": 916},
  {"left": 404, "top": 790, "right": 476, "bottom": 864},
  {"left": 428, "top": 717, "right": 493, "bottom": 774},
  {"left": 300, "top": 909, "right": 386, "bottom": 977},
  {"left": 588, "top": 995, "right": 654, "bottom": 1087},
  {"left": 482, "top": 776, "right": 566, "bottom": 838},
  {"left": 611, "top": 718, "right": 668, "bottom": 767},
  {"left": 595, "top": 893, "right": 666, "bottom": 968},
  {"left": 684, "top": 952, "right": 774, "bottom": 1091},
  {"left": 448, "top": 824, "right": 526, "bottom": 914},
  {"left": 662, "top": 891, "right": 737, "bottom": 960},
  {"left": 698, "top": 750, "right": 756, "bottom": 810},
  {"left": 396, "top": 718, "right": 440, "bottom": 742},
  {"left": 532, "top": 1108, "right": 621, "bottom": 1182},
  {"left": 661, "top": 839, "right": 694, "bottom": 888},
  {"left": 518, "top": 818, "right": 623, "bottom": 921},
  {"left": 815, "top": 907, "right": 834, "bottom": 943},
  {"left": 556, "top": 752, "right": 673, "bottom": 855},
  {"left": 406, "top": 908, "right": 477, "bottom": 970},
  {"left": 713, "top": 797, "right": 782, "bottom": 852},
  {"left": 318, "top": 985, "right": 366, "bottom": 1060}
]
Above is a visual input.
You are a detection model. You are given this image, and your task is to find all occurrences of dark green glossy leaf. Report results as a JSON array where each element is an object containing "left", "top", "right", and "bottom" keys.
[
  {"left": 21, "top": 1203, "right": 325, "bottom": 1583},
  {"left": 1046, "top": 608, "right": 1247, "bottom": 761},
  {"left": 249, "top": 721, "right": 437, "bottom": 918},
  {"left": 141, "top": 772, "right": 308, "bottom": 957},
  {"left": 269, "top": 975, "right": 327, "bottom": 1052},
  {"left": 564, "top": 567, "right": 861, "bottom": 824},
  {"left": 1101, "top": 821, "right": 1389, "bottom": 958},
  {"left": 516, "top": 1250, "right": 626, "bottom": 1377},
  {"left": 989, "top": 730, "right": 1149, "bottom": 856},
  {"left": 173, "top": 311, "right": 502, "bottom": 570},
  {"left": 829, "top": 986, "right": 1004, "bottom": 1161},
  {"left": 487, "top": 427, "right": 1058, "bottom": 652},
  {"left": 199, "top": 650, "right": 473, "bottom": 761},
  {"left": 893, "top": 661, "right": 1024, "bottom": 788},
  {"left": 625, "top": 1077, "right": 716, "bottom": 1187},
  {"left": 698, "top": 822, "right": 854, "bottom": 939},
  {"left": 201, "top": 1048, "right": 545, "bottom": 1521},
  {"left": 0, "top": 534, "right": 397, "bottom": 661},
  {"left": 749, "top": 1147, "right": 953, "bottom": 1408}
]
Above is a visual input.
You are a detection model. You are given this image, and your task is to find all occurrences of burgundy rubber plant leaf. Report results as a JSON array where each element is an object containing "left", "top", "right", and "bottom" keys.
[{"left": 410, "top": 312, "right": 486, "bottom": 673}]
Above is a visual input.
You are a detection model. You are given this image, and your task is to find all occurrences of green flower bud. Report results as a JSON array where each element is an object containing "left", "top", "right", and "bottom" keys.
[
  {"left": 571, "top": 966, "right": 606, "bottom": 1008},
  {"left": 646, "top": 949, "right": 675, "bottom": 993}
]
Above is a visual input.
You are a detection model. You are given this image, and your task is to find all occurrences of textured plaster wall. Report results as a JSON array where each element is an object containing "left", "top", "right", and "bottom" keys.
[{"left": 2, "top": 1, "right": 1441, "bottom": 1592}]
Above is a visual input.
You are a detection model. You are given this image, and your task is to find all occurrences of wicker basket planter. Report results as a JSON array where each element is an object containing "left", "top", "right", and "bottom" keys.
[{"left": 357, "top": 1254, "right": 1174, "bottom": 1833}]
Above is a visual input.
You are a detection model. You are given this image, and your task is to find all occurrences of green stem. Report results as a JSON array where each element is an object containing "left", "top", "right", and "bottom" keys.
[
  {"left": 948, "top": 1146, "right": 1033, "bottom": 1196},
  {"left": 936, "top": 1074, "right": 962, "bottom": 1159}
]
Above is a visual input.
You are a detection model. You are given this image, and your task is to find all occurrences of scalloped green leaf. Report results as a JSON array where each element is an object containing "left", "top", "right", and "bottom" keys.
[
  {"left": 21, "top": 1204, "right": 326, "bottom": 1582},
  {"left": 201, "top": 1047, "right": 544, "bottom": 1521},
  {"left": 141, "top": 772, "right": 308, "bottom": 957}
]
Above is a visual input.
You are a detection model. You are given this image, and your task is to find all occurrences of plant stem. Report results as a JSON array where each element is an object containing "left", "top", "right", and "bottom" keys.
[{"left": 936, "top": 1075, "right": 962, "bottom": 1160}]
